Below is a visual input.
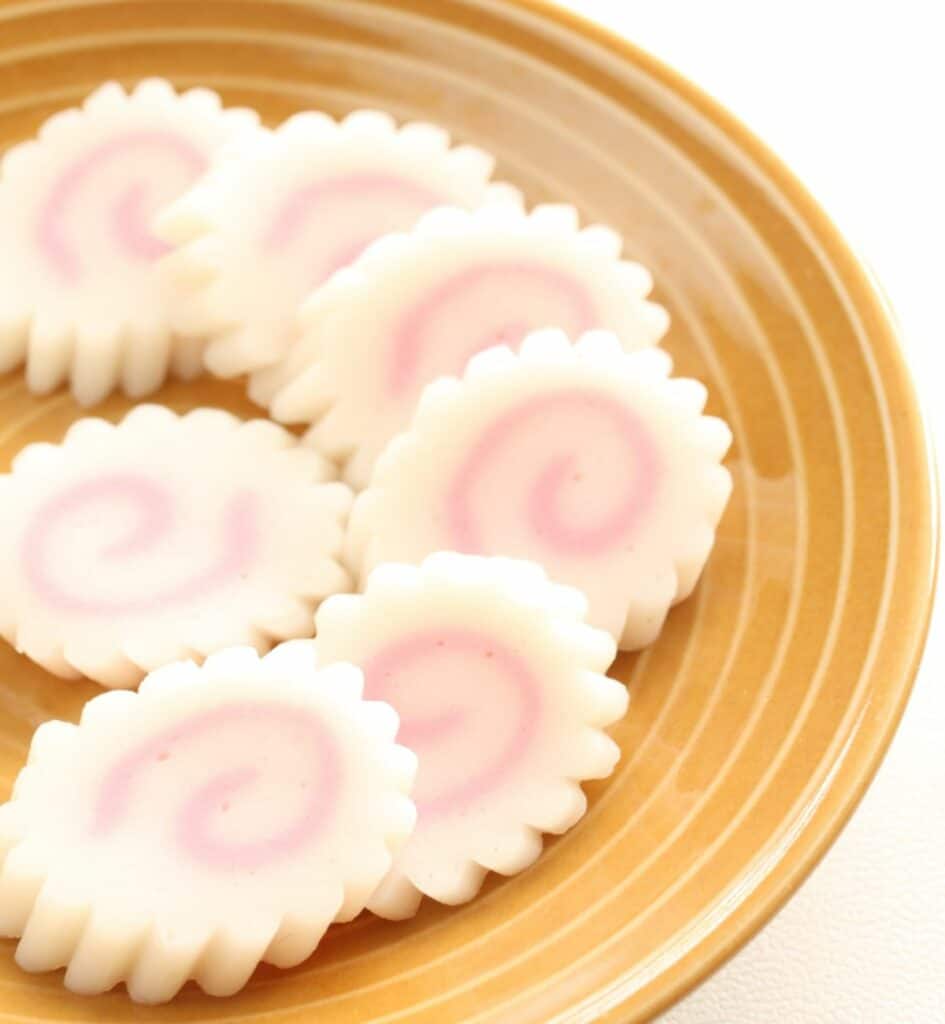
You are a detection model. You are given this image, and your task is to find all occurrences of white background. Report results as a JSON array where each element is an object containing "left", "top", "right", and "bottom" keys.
[{"left": 555, "top": 2, "right": 945, "bottom": 1021}]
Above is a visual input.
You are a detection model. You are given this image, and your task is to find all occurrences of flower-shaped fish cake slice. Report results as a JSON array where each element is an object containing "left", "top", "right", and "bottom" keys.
[
  {"left": 0, "top": 405, "right": 352, "bottom": 687},
  {"left": 314, "top": 553, "right": 626, "bottom": 918},
  {"left": 157, "top": 109, "right": 503, "bottom": 386},
  {"left": 348, "top": 330, "right": 733, "bottom": 649},
  {"left": 0, "top": 645, "right": 416, "bottom": 1002},
  {"left": 260, "top": 202, "right": 669, "bottom": 488},
  {"left": 0, "top": 79, "right": 258, "bottom": 405}
]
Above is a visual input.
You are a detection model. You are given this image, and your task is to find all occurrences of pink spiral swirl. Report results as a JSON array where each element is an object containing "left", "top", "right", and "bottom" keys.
[
  {"left": 38, "top": 130, "right": 207, "bottom": 284},
  {"left": 93, "top": 702, "right": 341, "bottom": 870},
  {"left": 446, "top": 388, "right": 661, "bottom": 558},
  {"left": 363, "top": 627, "right": 542, "bottom": 819},
  {"left": 21, "top": 472, "right": 259, "bottom": 615},
  {"left": 386, "top": 262, "right": 598, "bottom": 397},
  {"left": 263, "top": 172, "right": 446, "bottom": 286}
]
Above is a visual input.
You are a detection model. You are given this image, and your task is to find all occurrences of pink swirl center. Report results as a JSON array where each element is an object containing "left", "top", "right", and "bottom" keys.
[
  {"left": 93, "top": 702, "right": 341, "bottom": 870},
  {"left": 446, "top": 389, "right": 661, "bottom": 558},
  {"left": 38, "top": 130, "right": 207, "bottom": 284},
  {"left": 263, "top": 172, "right": 446, "bottom": 286},
  {"left": 22, "top": 472, "right": 259, "bottom": 615},
  {"left": 387, "top": 261, "right": 599, "bottom": 397},
  {"left": 363, "top": 628, "right": 541, "bottom": 819}
]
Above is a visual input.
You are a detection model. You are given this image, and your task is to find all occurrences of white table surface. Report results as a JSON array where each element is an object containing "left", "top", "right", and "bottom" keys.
[{"left": 555, "top": 2, "right": 945, "bottom": 1021}]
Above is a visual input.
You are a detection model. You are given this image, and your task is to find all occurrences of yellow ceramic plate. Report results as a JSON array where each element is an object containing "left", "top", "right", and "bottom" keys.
[{"left": 0, "top": 1, "right": 936, "bottom": 1021}]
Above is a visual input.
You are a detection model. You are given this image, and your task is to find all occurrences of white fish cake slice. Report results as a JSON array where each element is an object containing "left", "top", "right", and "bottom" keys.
[
  {"left": 156, "top": 109, "right": 503, "bottom": 384},
  {"left": 0, "top": 647, "right": 417, "bottom": 1003},
  {"left": 347, "top": 330, "right": 734, "bottom": 650},
  {"left": 0, "top": 79, "right": 259, "bottom": 405},
  {"left": 313, "top": 553, "right": 626, "bottom": 918},
  {"left": 259, "top": 202, "right": 669, "bottom": 488},
  {"left": 0, "top": 406, "right": 353, "bottom": 687}
]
